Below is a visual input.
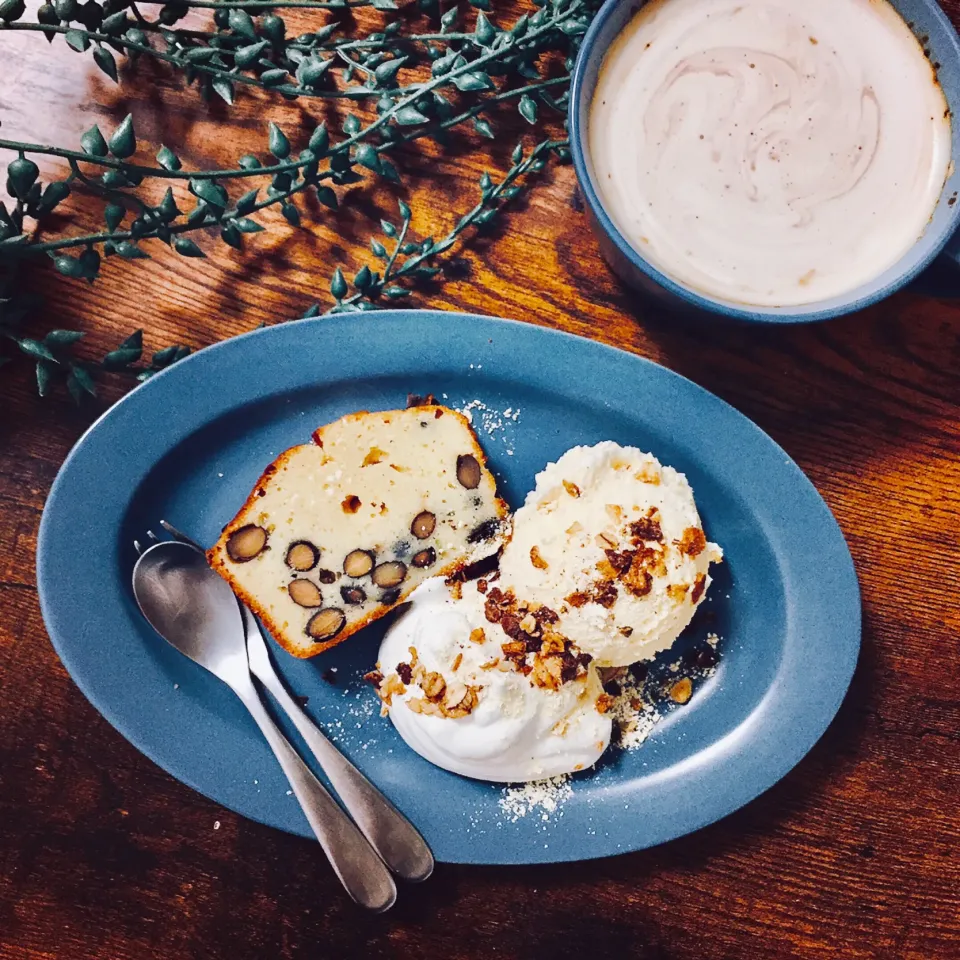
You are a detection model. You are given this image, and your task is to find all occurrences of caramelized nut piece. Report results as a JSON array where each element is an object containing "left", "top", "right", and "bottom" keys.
[
  {"left": 469, "top": 627, "right": 486, "bottom": 644},
  {"left": 341, "top": 495, "right": 362, "bottom": 514},
  {"left": 669, "top": 678, "right": 693, "bottom": 704},
  {"left": 411, "top": 510, "right": 437, "bottom": 539},
  {"left": 343, "top": 549, "right": 375, "bottom": 578},
  {"left": 288, "top": 579, "right": 323, "bottom": 608},
  {"left": 529, "top": 545, "right": 549, "bottom": 570},
  {"left": 372, "top": 560, "right": 407, "bottom": 588},
  {"left": 285, "top": 540, "right": 319, "bottom": 571},
  {"left": 421, "top": 671, "right": 446, "bottom": 700},
  {"left": 306, "top": 607, "right": 346, "bottom": 642},
  {"left": 563, "top": 480, "right": 581, "bottom": 498},
  {"left": 456, "top": 454, "right": 481, "bottom": 489},
  {"left": 596, "top": 693, "right": 616, "bottom": 714},
  {"left": 226, "top": 525, "right": 268, "bottom": 562},
  {"left": 340, "top": 585, "right": 367, "bottom": 605},
  {"left": 411, "top": 547, "right": 437, "bottom": 568}
]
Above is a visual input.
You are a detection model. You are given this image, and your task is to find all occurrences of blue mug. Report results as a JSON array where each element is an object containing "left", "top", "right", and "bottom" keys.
[{"left": 569, "top": 0, "right": 960, "bottom": 323}]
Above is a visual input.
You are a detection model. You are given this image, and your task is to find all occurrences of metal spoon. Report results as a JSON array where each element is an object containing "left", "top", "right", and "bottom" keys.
[
  {"left": 132, "top": 539, "right": 397, "bottom": 912},
  {"left": 156, "top": 521, "right": 433, "bottom": 882}
]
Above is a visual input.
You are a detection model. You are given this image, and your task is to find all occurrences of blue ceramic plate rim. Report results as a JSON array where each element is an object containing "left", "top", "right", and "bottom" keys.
[
  {"left": 568, "top": 0, "right": 960, "bottom": 324},
  {"left": 37, "top": 310, "right": 861, "bottom": 864}
]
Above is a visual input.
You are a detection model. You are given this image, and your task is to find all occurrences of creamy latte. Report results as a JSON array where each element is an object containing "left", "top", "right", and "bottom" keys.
[{"left": 589, "top": 0, "right": 952, "bottom": 306}]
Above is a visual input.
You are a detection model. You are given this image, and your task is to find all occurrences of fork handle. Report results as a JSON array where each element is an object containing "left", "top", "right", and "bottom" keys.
[
  {"left": 252, "top": 659, "right": 434, "bottom": 883},
  {"left": 232, "top": 680, "right": 397, "bottom": 912}
]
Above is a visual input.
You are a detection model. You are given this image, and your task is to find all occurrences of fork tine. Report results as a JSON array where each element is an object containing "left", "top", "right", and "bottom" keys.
[
  {"left": 133, "top": 539, "right": 143, "bottom": 555},
  {"left": 146, "top": 530, "right": 159, "bottom": 543},
  {"left": 159, "top": 519, "right": 204, "bottom": 551}
]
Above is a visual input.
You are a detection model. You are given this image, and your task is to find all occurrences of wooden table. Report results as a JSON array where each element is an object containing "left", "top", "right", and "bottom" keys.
[{"left": 2, "top": 3, "right": 959, "bottom": 957}]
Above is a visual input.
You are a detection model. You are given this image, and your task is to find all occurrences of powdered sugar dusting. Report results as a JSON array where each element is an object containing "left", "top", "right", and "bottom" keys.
[
  {"left": 458, "top": 399, "right": 521, "bottom": 456},
  {"left": 498, "top": 775, "right": 573, "bottom": 823}
]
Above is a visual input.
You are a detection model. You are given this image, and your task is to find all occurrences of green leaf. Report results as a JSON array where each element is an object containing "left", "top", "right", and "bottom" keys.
[
  {"left": 384, "top": 285, "right": 408, "bottom": 298},
  {"left": 371, "top": 0, "right": 397, "bottom": 8},
  {"left": 374, "top": 57, "right": 406, "bottom": 86},
  {"left": 330, "top": 267, "right": 347, "bottom": 300},
  {"left": 100, "top": 10, "right": 127, "bottom": 34},
  {"left": 44, "top": 329, "right": 85, "bottom": 347},
  {"left": 453, "top": 71, "right": 493, "bottom": 92},
  {"left": 18, "top": 338, "right": 57, "bottom": 362},
  {"left": 511, "top": 142, "right": 523, "bottom": 164},
  {"left": 234, "top": 217, "right": 263, "bottom": 233},
  {"left": 108, "top": 114, "right": 136, "bottom": 159},
  {"left": 104, "top": 202, "right": 124, "bottom": 231},
  {"left": 228, "top": 8, "right": 256, "bottom": 40},
  {"left": 115, "top": 241, "right": 150, "bottom": 259},
  {"left": 156, "top": 145, "right": 181, "bottom": 171},
  {"left": 152, "top": 345, "right": 189, "bottom": 368},
  {"left": 53, "top": 0, "right": 75, "bottom": 19},
  {"left": 301, "top": 304, "right": 321, "bottom": 318},
  {"left": 468, "top": 0, "right": 491, "bottom": 10},
  {"left": 220, "top": 222, "right": 242, "bottom": 249},
  {"left": 398, "top": 199, "right": 411, "bottom": 220},
  {"left": 157, "top": 187, "right": 179, "bottom": 222},
  {"left": 395, "top": 105, "right": 429, "bottom": 126},
  {"left": 343, "top": 115, "right": 362, "bottom": 136},
  {"left": 474, "top": 118, "right": 494, "bottom": 139},
  {"left": 212, "top": 78, "right": 234, "bottom": 105},
  {"left": 261, "top": 13, "right": 285, "bottom": 43},
  {"left": 281, "top": 202, "right": 300, "bottom": 226},
  {"left": 308, "top": 124, "right": 329, "bottom": 157},
  {"left": 370, "top": 238, "right": 387, "bottom": 258},
  {"left": 474, "top": 12, "right": 496, "bottom": 44},
  {"left": 440, "top": 6, "right": 458, "bottom": 30},
  {"left": 315, "top": 186, "right": 337, "bottom": 210},
  {"left": 236, "top": 188, "right": 259, "bottom": 215},
  {"left": 6, "top": 157, "right": 39, "bottom": 201},
  {"left": 260, "top": 69, "right": 289, "bottom": 87},
  {"left": 36, "top": 360, "right": 57, "bottom": 397},
  {"left": 93, "top": 46, "right": 118, "bottom": 82},
  {"left": 173, "top": 237, "right": 205, "bottom": 258},
  {"left": 518, "top": 94, "right": 538, "bottom": 124},
  {"left": 189, "top": 178, "right": 228, "bottom": 209},
  {"left": 38, "top": 180, "right": 70, "bottom": 214},
  {"left": 354, "top": 265, "right": 372, "bottom": 289},
  {"left": 101, "top": 330, "right": 142, "bottom": 370},
  {"left": 297, "top": 56, "right": 332, "bottom": 88},
  {"left": 379, "top": 159, "right": 400, "bottom": 183},
  {"left": 355, "top": 144, "right": 381, "bottom": 173},
  {"left": 238, "top": 154, "right": 261, "bottom": 170},
  {"left": 234, "top": 40, "right": 268, "bottom": 69},
  {"left": 268, "top": 122, "right": 290, "bottom": 160},
  {"left": 78, "top": 246, "right": 100, "bottom": 281},
  {"left": 187, "top": 202, "right": 209, "bottom": 226},
  {"left": 381, "top": 219, "right": 397, "bottom": 238},
  {"left": 64, "top": 28, "right": 89, "bottom": 51},
  {"left": 70, "top": 364, "right": 98, "bottom": 398}
]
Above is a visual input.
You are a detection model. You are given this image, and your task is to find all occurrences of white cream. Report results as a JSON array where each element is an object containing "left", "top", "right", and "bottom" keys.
[
  {"left": 589, "top": 0, "right": 951, "bottom": 306},
  {"left": 498, "top": 443, "right": 722, "bottom": 666},
  {"left": 378, "top": 580, "right": 612, "bottom": 782}
]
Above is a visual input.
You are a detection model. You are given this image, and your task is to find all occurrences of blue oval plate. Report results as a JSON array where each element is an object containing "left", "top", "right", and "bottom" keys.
[{"left": 37, "top": 311, "right": 860, "bottom": 865}]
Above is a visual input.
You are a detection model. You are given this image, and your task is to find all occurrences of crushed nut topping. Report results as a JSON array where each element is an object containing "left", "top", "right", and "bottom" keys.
[
  {"left": 668, "top": 678, "right": 693, "bottom": 704},
  {"left": 628, "top": 510, "right": 663, "bottom": 543},
  {"left": 563, "top": 480, "right": 581, "bottom": 498},
  {"left": 452, "top": 652, "right": 463, "bottom": 672},
  {"left": 396, "top": 662, "right": 413, "bottom": 685},
  {"left": 421, "top": 671, "right": 446, "bottom": 699},
  {"left": 605, "top": 504, "right": 623, "bottom": 523},
  {"left": 596, "top": 693, "right": 616, "bottom": 714},
  {"left": 677, "top": 526, "right": 707, "bottom": 557},
  {"left": 341, "top": 495, "right": 362, "bottom": 514},
  {"left": 469, "top": 627, "right": 486, "bottom": 644},
  {"left": 691, "top": 573, "right": 707, "bottom": 604},
  {"left": 667, "top": 583, "right": 690, "bottom": 603},
  {"left": 529, "top": 545, "right": 549, "bottom": 570},
  {"left": 363, "top": 669, "right": 384, "bottom": 687}
]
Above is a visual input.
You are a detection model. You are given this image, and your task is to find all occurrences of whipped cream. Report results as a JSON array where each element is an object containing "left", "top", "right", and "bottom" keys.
[
  {"left": 589, "top": 0, "right": 951, "bottom": 305},
  {"left": 498, "top": 443, "right": 722, "bottom": 666},
  {"left": 378, "top": 579, "right": 612, "bottom": 782}
]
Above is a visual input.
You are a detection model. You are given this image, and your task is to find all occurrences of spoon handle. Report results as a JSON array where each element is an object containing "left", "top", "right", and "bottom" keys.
[
  {"left": 244, "top": 609, "right": 434, "bottom": 883},
  {"left": 232, "top": 680, "right": 397, "bottom": 913}
]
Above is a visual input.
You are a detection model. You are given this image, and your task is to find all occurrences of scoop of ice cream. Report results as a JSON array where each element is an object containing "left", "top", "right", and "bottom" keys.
[
  {"left": 498, "top": 442, "right": 722, "bottom": 666},
  {"left": 376, "top": 579, "right": 612, "bottom": 782}
]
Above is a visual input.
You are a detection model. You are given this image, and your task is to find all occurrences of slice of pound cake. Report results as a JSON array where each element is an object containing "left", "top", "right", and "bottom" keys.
[{"left": 208, "top": 403, "right": 510, "bottom": 658}]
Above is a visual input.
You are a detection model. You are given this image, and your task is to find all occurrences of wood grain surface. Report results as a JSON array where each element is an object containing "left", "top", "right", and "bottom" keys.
[{"left": 2, "top": 2, "right": 960, "bottom": 958}]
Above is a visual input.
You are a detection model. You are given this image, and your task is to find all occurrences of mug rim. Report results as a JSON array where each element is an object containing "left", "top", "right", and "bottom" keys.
[{"left": 568, "top": 0, "right": 960, "bottom": 324}]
